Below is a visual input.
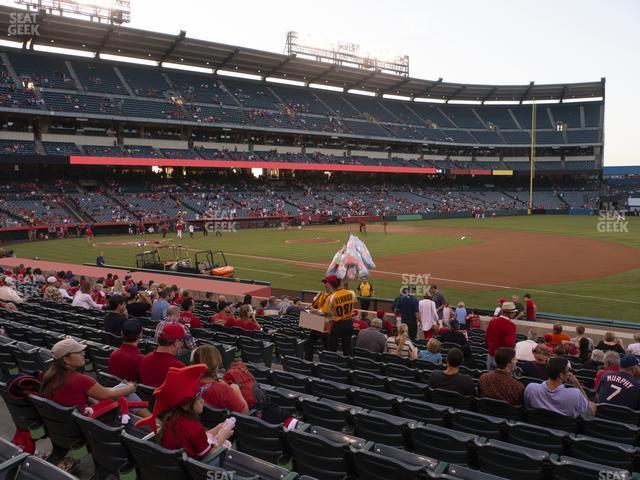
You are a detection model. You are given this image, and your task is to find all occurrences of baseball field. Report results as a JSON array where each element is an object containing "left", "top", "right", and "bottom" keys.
[{"left": 8, "top": 215, "right": 640, "bottom": 322}]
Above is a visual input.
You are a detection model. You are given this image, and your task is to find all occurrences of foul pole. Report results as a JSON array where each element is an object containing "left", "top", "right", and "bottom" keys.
[{"left": 528, "top": 102, "right": 537, "bottom": 215}]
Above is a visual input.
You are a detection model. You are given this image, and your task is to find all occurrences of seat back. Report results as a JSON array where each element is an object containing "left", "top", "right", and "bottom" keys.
[
  {"left": 318, "top": 351, "right": 350, "bottom": 368},
  {"left": 286, "top": 427, "right": 364, "bottom": 480},
  {"left": 386, "top": 378, "right": 429, "bottom": 400},
  {"left": 270, "top": 370, "right": 308, "bottom": 394},
  {"left": 549, "top": 455, "right": 632, "bottom": 480},
  {"left": 382, "top": 363, "right": 417, "bottom": 381},
  {"left": 503, "top": 421, "right": 567, "bottom": 455},
  {"left": 0, "top": 436, "right": 28, "bottom": 480},
  {"left": 409, "top": 423, "right": 476, "bottom": 465},
  {"left": 393, "top": 398, "right": 449, "bottom": 426},
  {"left": 474, "top": 438, "right": 549, "bottom": 480},
  {"left": 281, "top": 356, "right": 315, "bottom": 376},
  {"left": 352, "top": 348, "right": 380, "bottom": 361},
  {"left": 476, "top": 396, "right": 524, "bottom": 421},
  {"left": 0, "top": 381, "right": 42, "bottom": 432},
  {"left": 200, "top": 405, "right": 227, "bottom": 429},
  {"left": 233, "top": 413, "right": 284, "bottom": 464},
  {"left": 565, "top": 435, "right": 637, "bottom": 472},
  {"left": 315, "top": 363, "right": 350, "bottom": 384},
  {"left": 0, "top": 341, "right": 19, "bottom": 376},
  {"left": 9, "top": 344, "right": 51, "bottom": 372},
  {"left": 14, "top": 455, "right": 77, "bottom": 480},
  {"left": 351, "top": 410, "right": 413, "bottom": 448},
  {"left": 120, "top": 431, "right": 188, "bottom": 480},
  {"left": 299, "top": 398, "right": 358, "bottom": 432},
  {"left": 581, "top": 417, "right": 640, "bottom": 445},
  {"left": 440, "top": 464, "right": 511, "bottom": 479},
  {"left": 352, "top": 443, "right": 437, "bottom": 480},
  {"left": 430, "top": 388, "right": 474, "bottom": 410},
  {"left": 84, "top": 343, "right": 114, "bottom": 373},
  {"left": 238, "top": 337, "right": 273, "bottom": 367},
  {"left": 28, "top": 395, "right": 83, "bottom": 450},
  {"left": 350, "top": 356, "right": 382, "bottom": 374},
  {"left": 351, "top": 388, "right": 399, "bottom": 415},
  {"left": 349, "top": 370, "right": 386, "bottom": 392},
  {"left": 525, "top": 408, "right": 579, "bottom": 433},
  {"left": 449, "top": 410, "right": 506, "bottom": 440},
  {"left": 72, "top": 411, "right": 130, "bottom": 477},
  {"left": 380, "top": 353, "right": 407, "bottom": 366},
  {"left": 273, "top": 334, "right": 304, "bottom": 359},
  {"left": 596, "top": 403, "right": 640, "bottom": 425},
  {"left": 308, "top": 378, "right": 352, "bottom": 404},
  {"left": 222, "top": 449, "right": 292, "bottom": 480}
]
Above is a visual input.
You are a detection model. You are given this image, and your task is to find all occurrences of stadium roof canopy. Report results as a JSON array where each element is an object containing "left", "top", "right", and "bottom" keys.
[
  {"left": 603, "top": 166, "right": 640, "bottom": 176},
  {"left": 0, "top": 5, "right": 605, "bottom": 102}
]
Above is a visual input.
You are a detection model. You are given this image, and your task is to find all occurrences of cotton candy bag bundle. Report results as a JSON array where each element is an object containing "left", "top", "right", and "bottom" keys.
[{"left": 326, "top": 234, "right": 375, "bottom": 280}]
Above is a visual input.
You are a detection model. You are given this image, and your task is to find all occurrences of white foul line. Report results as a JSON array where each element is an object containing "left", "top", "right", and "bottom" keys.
[{"left": 225, "top": 252, "right": 640, "bottom": 305}]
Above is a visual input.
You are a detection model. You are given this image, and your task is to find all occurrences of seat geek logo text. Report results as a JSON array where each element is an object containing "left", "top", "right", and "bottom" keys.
[{"left": 8, "top": 13, "right": 39, "bottom": 37}]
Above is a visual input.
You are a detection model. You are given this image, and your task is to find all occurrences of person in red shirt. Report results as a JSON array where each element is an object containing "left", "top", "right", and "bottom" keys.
[
  {"left": 192, "top": 345, "right": 248, "bottom": 414},
  {"left": 180, "top": 298, "right": 202, "bottom": 329},
  {"left": 139, "top": 323, "right": 186, "bottom": 387},
  {"left": 211, "top": 303, "right": 235, "bottom": 325},
  {"left": 485, "top": 302, "right": 517, "bottom": 370},
  {"left": 108, "top": 320, "right": 144, "bottom": 382},
  {"left": 176, "top": 222, "right": 185, "bottom": 240},
  {"left": 135, "top": 365, "right": 235, "bottom": 460},
  {"left": 466, "top": 308, "right": 482, "bottom": 329},
  {"left": 40, "top": 339, "right": 137, "bottom": 411},
  {"left": 524, "top": 293, "right": 537, "bottom": 321},
  {"left": 85, "top": 226, "right": 93, "bottom": 244},
  {"left": 351, "top": 310, "right": 370, "bottom": 330},
  {"left": 225, "top": 305, "right": 260, "bottom": 331}
]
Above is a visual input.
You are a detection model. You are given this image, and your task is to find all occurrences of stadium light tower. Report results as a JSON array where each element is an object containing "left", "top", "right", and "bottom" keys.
[
  {"left": 528, "top": 102, "right": 537, "bottom": 215},
  {"left": 285, "top": 31, "right": 409, "bottom": 77},
  {"left": 16, "top": 0, "right": 131, "bottom": 24}
]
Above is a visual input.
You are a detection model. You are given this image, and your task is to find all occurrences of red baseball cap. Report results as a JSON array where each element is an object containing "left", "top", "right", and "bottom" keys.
[
  {"left": 323, "top": 275, "right": 340, "bottom": 288},
  {"left": 160, "top": 323, "right": 185, "bottom": 342}
]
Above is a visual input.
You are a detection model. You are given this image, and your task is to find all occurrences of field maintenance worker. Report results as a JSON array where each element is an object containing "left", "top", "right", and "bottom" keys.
[{"left": 357, "top": 277, "right": 374, "bottom": 310}]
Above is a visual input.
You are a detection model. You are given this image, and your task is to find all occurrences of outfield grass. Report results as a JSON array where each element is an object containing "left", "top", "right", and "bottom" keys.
[{"left": 9, "top": 215, "right": 640, "bottom": 322}]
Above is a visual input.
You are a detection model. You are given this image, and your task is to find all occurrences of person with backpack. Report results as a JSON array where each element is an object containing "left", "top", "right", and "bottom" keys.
[
  {"left": 222, "top": 358, "right": 290, "bottom": 424},
  {"left": 192, "top": 345, "right": 248, "bottom": 414}
]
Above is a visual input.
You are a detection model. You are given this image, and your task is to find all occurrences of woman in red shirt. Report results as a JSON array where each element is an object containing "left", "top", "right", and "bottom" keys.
[
  {"left": 40, "top": 339, "right": 138, "bottom": 411},
  {"left": 136, "top": 365, "right": 235, "bottom": 460},
  {"left": 225, "top": 305, "right": 261, "bottom": 331},
  {"left": 192, "top": 345, "right": 248, "bottom": 414}
]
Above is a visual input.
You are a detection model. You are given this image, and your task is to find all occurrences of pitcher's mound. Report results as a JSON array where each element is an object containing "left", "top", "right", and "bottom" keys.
[{"left": 285, "top": 237, "right": 339, "bottom": 245}]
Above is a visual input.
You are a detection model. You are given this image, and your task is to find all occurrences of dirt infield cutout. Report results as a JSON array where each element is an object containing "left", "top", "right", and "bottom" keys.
[{"left": 284, "top": 237, "right": 340, "bottom": 245}]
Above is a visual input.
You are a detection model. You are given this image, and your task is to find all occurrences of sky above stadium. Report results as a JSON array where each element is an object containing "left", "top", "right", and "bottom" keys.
[{"left": 4, "top": 0, "right": 639, "bottom": 165}]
